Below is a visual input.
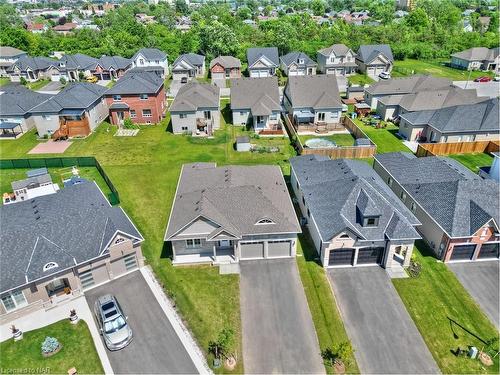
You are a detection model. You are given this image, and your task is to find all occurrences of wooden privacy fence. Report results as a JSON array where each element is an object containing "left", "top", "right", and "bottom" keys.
[
  {"left": 282, "top": 114, "right": 376, "bottom": 159},
  {"left": 0, "top": 157, "right": 120, "bottom": 205},
  {"left": 416, "top": 140, "right": 500, "bottom": 157}
]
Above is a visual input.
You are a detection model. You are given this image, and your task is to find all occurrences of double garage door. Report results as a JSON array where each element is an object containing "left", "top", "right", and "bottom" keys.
[
  {"left": 367, "top": 66, "right": 385, "bottom": 76},
  {"left": 211, "top": 72, "right": 225, "bottom": 80},
  {"left": 250, "top": 70, "right": 269, "bottom": 78},
  {"left": 450, "top": 243, "right": 499, "bottom": 261},
  {"left": 328, "top": 247, "right": 385, "bottom": 267},
  {"left": 240, "top": 240, "right": 292, "bottom": 260}
]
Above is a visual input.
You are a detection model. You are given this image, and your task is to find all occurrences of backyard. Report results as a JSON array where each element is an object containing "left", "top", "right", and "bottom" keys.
[
  {"left": 392, "top": 59, "right": 494, "bottom": 81},
  {"left": 0, "top": 320, "right": 103, "bottom": 374},
  {"left": 299, "top": 133, "right": 356, "bottom": 147},
  {"left": 352, "top": 118, "right": 412, "bottom": 153},
  {"left": 393, "top": 241, "right": 499, "bottom": 374},
  {"left": 449, "top": 153, "right": 494, "bottom": 173}
]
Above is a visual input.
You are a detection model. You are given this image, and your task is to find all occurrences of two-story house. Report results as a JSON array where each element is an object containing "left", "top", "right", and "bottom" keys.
[
  {"left": 317, "top": 44, "right": 357, "bottom": 75},
  {"left": 131, "top": 48, "right": 169, "bottom": 78},
  {"left": 355, "top": 44, "right": 394, "bottom": 76},
  {"left": 280, "top": 52, "right": 317, "bottom": 76}
]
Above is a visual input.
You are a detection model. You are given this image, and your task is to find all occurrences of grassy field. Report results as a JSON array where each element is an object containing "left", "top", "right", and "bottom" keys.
[
  {"left": 393, "top": 59, "right": 494, "bottom": 80},
  {"left": 449, "top": 153, "right": 494, "bottom": 173},
  {"left": 393, "top": 241, "right": 499, "bottom": 374},
  {"left": 299, "top": 133, "right": 356, "bottom": 147},
  {"left": 0, "top": 320, "right": 103, "bottom": 374},
  {"left": 353, "top": 118, "right": 412, "bottom": 153},
  {"left": 295, "top": 232, "right": 359, "bottom": 374},
  {"left": 348, "top": 73, "right": 374, "bottom": 86},
  {"left": 0, "top": 77, "right": 10, "bottom": 86}
]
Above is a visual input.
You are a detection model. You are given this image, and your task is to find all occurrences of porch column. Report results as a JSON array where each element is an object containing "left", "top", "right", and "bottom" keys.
[
  {"left": 352, "top": 247, "right": 359, "bottom": 266},
  {"left": 472, "top": 243, "right": 482, "bottom": 261},
  {"left": 264, "top": 241, "right": 269, "bottom": 258},
  {"left": 213, "top": 244, "right": 216, "bottom": 260}
]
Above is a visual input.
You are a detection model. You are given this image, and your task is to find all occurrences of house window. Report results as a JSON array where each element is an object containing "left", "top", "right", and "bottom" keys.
[
  {"left": 130, "top": 110, "right": 136, "bottom": 118},
  {"left": 307, "top": 209, "right": 311, "bottom": 218},
  {"left": 387, "top": 177, "right": 393, "bottom": 187},
  {"left": 364, "top": 216, "right": 379, "bottom": 227},
  {"left": 181, "top": 126, "right": 188, "bottom": 131},
  {"left": 239, "top": 112, "right": 245, "bottom": 116},
  {"left": 332, "top": 111, "right": 339, "bottom": 119},
  {"left": 113, "top": 95, "right": 121, "bottom": 101},
  {"left": 180, "top": 114, "right": 187, "bottom": 119},
  {"left": 43, "top": 262, "right": 58, "bottom": 271},
  {"left": 186, "top": 239, "right": 201, "bottom": 248},
  {"left": 410, "top": 202, "right": 417, "bottom": 213},
  {"left": 142, "top": 109, "right": 152, "bottom": 117},
  {"left": 140, "top": 94, "right": 148, "bottom": 100},
  {"left": 255, "top": 218, "right": 275, "bottom": 225},
  {"left": 302, "top": 196, "right": 305, "bottom": 205},
  {"left": 317, "top": 112, "right": 326, "bottom": 122},
  {"left": 339, "top": 233, "right": 350, "bottom": 239},
  {"left": 400, "top": 191, "right": 407, "bottom": 201},
  {"left": 139, "top": 58, "right": 144, "bottom": 65},
  {"left": 270, "top": 114, "right": 277, "bottom": 120},
  {"left": 1, "top": 290, "right": 27, "bottom": 312},
  {"left": 42, "top": 115, "right": 51, "bottom": 120}
]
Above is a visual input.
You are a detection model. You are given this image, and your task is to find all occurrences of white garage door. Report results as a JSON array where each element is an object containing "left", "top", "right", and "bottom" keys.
[
  {"left": 250, "top": 69, "right": 269, "bottom": 78},
  {"left": 51, "top": 74, "right": 60, "bottom": 82},
  {"left": 367, "top": 67, "right": 375, "bottom": 75},
  {"left": 241, "top": 242, "right": 265, "bottom": 259},
  {"left": 326, "top": 68, "right": 335, "bottom": 74},
  {"left": 172, "top": 72, "right": 187, "bottom": 81},
  {"left": 268, "top": 240, "right": 292, "bottom": 258},
  {"left": 211, "top": 72, "right": 224, "bottom": 80}
]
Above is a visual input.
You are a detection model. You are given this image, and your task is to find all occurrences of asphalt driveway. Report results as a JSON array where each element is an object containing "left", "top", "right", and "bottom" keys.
[
  {"left": 240, "top": 259, "right": 324, "bottom": 374},
  {"left": 328, "top": 267, "right": 439, "bottom": 374},
  {"left": 85, "top": 271, "right": 198, "bottom": 374},
  {"left": 449, "top": 261, "right": 499, "bottom": 329}
]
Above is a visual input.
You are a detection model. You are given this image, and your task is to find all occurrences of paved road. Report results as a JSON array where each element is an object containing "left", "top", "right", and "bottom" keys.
[
  {"left": 328, "top": 267, "right": 439, "bottom": 374},
  {"left": 85, "top": 271, "right": 198, "bottom": 374},
  {"left": 453, "top": 80, "right": 499, "bottom": 98},
  {"left": 240, "top": 259, "right": 325, "bottom": 374},
  {"left": 449, "top": 261, "right": 499, "bottom": 329}
]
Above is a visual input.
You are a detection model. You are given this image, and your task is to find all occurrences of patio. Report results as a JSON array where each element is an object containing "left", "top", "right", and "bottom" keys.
[
  {"left": 0, "top": 122, "right": 24, "bottom": 139},
  {"left": 28, "top": 140, "right": 73, "bottom": 154}
]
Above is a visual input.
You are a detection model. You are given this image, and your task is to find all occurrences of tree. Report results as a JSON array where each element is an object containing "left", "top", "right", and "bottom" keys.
[
  {"left": 311, "top": 0, "right": 325, "bottom": 16},
  {"left": 404, "top": 8, "right": 430, "bottom": 30},
  {"left": 208, "top": 328, "right": 235, "bottom": 360},
  {"left": 199, "top": 21, "right": 238, "bottom": 59},
  {"left": 175, "top": 0, "right": 188, "bottom": 15}
]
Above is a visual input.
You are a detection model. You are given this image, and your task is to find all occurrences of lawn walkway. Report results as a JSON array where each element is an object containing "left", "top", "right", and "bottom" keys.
[{"left": 393, "top": 241, "right": 499, "bottom": 374}]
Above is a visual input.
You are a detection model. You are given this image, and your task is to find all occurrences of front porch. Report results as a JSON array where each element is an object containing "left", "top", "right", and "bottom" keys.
[{"left": 173, "top": 245, "right": 237, "bottom": 265}]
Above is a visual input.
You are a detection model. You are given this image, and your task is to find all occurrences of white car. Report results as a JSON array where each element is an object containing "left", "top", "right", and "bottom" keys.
[
  {"left": 494, "top": 76, "right": 500, "bottom": 82},
  {"left": 378, "top": 71, "right": 391, "bottom": 80}
]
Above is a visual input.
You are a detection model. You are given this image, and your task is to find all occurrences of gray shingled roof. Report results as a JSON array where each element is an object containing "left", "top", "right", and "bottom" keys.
[
  {"left": 365, "top": 75, "right": 453, "bottom": 95},
  {"left": 356, "top": 44, "right": 394, "bottom": 64},
  {"left": 284, "top": 75, "right": 342, "bottom": 109},
  {"left": 290, "top": 155, "right": 420, "bottom": 242},
  {"left": 169, "top": 82, "right": 219, "bottom": 112},
  {"left": 401, "top": 98, "right": 499, "bottom": 134},
  {"left": 451, "top": 47, "right": 499, "bottom": 62},
  {"left": 230, "top": 77, "right": 280, "bottom": 115},
  {"left": 247, "top": 47, "right": 279, "bottom": 67},
  {"left": 7, "top": 56, "right": 58, "bottom": 72},
  {"left": 165, "top": 163, "right": 301, "bottom": 240},
  {"left": 30, "top": 82, "right": 107, "bottom": 114},
  {"left": 318, "top": 44, "right": 354, "bottom": 57},
  {"left": 60, "top": 53, "right": 98, "bottom": 70},
  {"left": 11, "top": 173, "right": 52, "bottom": 190},
  {"left": 96, "top": 55, "right": 131, "bottom": 70},
  {"left": 0, "top": 46, "right": 26, "bottom": 58},
  {"left": 0, "top": 85, "right": 54, "bottom": 116},
  {"left": 375, "top": 152, "right": 499, "bottom": 237},
  {"left": 280, "top": 51, "right": 317, "bottom": 68},
  {"left": 132, "top": 48, "right": 167, "bottom": 61},
  {"left": 210, "top": 55, "right": 241, "bottom": 69},
  {"left": 105, "top": 71, "right": 163, "bottom": 95},
  {"left": 0, "top": 182, "right": 143, "bottom": 293},
  {"left": 172, "top": 53, "right": 205, "bottom": 69}
]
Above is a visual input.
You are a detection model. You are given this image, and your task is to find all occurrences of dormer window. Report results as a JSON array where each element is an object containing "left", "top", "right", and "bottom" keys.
[
  {"left": 298, "top": 58, "right": 304, "bottom": 64},
  {"left": 363, "top": 216, "right": 379, "bottom": 227},
  {"left": 114, "top": 237, "right": 126, "bottom": 244},
  {"left": 339, "top": 233, "right": 350, "bottom": 239},
  {"left": 256, "top": 218, "right": 275, "bottom": 225},
  {"left": 43, "top": 262, "right": 58, "bottom": 271}
]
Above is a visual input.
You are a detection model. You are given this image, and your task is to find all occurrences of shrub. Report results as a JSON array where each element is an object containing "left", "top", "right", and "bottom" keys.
[
  {"left": 20, "top": 77, "right": 27, "bottom": 86},
  {"left": 41, "top": 336, "right": 60, "bottom": 354},
  {"left": 59, "top": 77, "right": 67, "bottom": 85},
  {"left": 208, "top": 328, "right": 234, "bottom": 360},
  {"left": 407, "top": 259, "right": 422, "bottom": 278},
  {"left": 123, "top": 118, "right": 134, "bottom": 129}
]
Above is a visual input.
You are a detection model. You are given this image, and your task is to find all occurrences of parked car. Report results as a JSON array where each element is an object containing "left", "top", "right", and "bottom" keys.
[
  {"left": 94, "top": 294, "right": 132, "bottom": 351},
  {"left": 493, "top": 76, "right": 500, "bottom": 82},
  {"left": 86, "top": 75, "right": 98, "bottom": 83},
  {"left": 180, "top": 77, "right": 188, "bottom": 84},
  {"left": 474, "top": 76, "right": 492, "bottom": 82},
  {"left": 378, "top": 71, "right": 391, "bottom": 80}
]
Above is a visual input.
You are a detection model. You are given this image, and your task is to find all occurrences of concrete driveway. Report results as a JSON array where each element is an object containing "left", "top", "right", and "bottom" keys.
[
  {"left": 240, "top": 259, "right": 324, "bottom": 374},
  {"left": 85, "top": 271, "right": 198, "bottom": 374},
  {"left": 328, "top": 267, "right": 439, "bottom": 374},
  {"left": 168, "top": 80, "right": 185, "bottom": 97},
  {"left": 35, "top": 81, "right": 63, "bottom": 93},
  {"left": 448, "top": 261, "right": 499, "bottom": 329}
]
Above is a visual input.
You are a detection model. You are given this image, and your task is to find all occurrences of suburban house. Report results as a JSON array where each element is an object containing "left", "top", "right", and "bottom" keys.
[
  {"left": 450, "top": 47, "right": 499, "bottom": 73},
  {"left": 374, "top": 152, "right": 499, "bottom": 262},
  {"left": 7, "top": 56, "right": 63, "bottom": 82},
  {"left": 26, "top": 23, "right": 49, "bottom": 33},
  {"left": 247, "top": 47, "right": 279, "bottom": 77},
  {"left": 0, "top": 46, "right": 27, "bottom": 77},
  {"left": 209, "top": 56, "right": 241, "bottom": 80},
  {"left": 0, "top": 85, "right": 53, "bottom": 138},
  {"left": 7, "top": 169, "right": 59, "bottom": 204},
  {"left": 398, "top": 98, "right": 499, "bottom": 142},
  {"left": 376, "top": 86, "right": 484, "bottom": 120},
  {"left": 164, "top": 163, "right": 301, "bottom": 265},
  {"left": 169, "top": 82, "right": 220, "bottom": 135},
  {"left": 0, "top": 181, "right": 144, "bottom": 324},
  {"left": 30, "top": 83, "right": 108, "bottom": 138},
  {"left": 131, "top": 48, "right": 169, "bottom": 78},
  {"left": 280, "top": 51, "right": 317, "bottom": 76},
  {"left": 58, "top": 53, "right": 99, "bottom": 81},
  {"left": 290, "top": 155, "right": 420, "bottom": 268},
  {"left": 90, "top": 55, "right": 132, "bottom": 81},
  {"left": 104, "top": 71, "right": 165, "bottom": 125},
  {"left": 171, "top": 53, "right": 205, "bottom": 81},
  {"left": 230, "top": 77, "right": 282, "bottom": 134},
  {"left": 317, "top": 44, "right": 357, "bottom": 75},
  {"left": 52, "top": 22, "right": 77, "bottom": 34},
  {"left": 364, "top": 75, "right": 453, "bottom": 109},
  {"left": 355, "top": 44, "right": 394, "bottom": 75},
  {"left": 283, "top": 75, "right": 343, "bottom": 132}
]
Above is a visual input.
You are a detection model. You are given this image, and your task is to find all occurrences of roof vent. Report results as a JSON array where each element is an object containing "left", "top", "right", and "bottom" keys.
[{"left": 35, "top": 215, "right": 40, "bottom": 220}]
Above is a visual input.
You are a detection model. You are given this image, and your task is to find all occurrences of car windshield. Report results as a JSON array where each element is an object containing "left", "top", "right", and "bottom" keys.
[{"left": 104, "top": 316, "right": 126, "bottom": 334}]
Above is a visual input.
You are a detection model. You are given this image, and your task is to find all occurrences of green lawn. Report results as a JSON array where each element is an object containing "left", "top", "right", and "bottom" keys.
[
  {"left": 449, "top": 153, "right": 494, "bottom": 174},
  {"left": 393, "top": 59, "right": 494, "bottom": 81},
  {"left": 393, "top": 241, "right": 499, "bottom": 374},
  {"left": 299, "top": 133, "right": 356, "bottom": 147},
  {"left": 0, "top": 77, "right": 10, "bottom": 86},
  {"left": 348, "top": 73, "right": 374, "bottom": 86},
  {"left": 296, "top": 232, "right": 359, "bottom": 374},
  {"left": 26, "top": 79, "right": 50, "bottom": 91},
  {"left": 352, "top": 118, "right": 412, "bottom": 153},
  {"left": 0, "top": 320, "right": 103, "bottom": 374}
]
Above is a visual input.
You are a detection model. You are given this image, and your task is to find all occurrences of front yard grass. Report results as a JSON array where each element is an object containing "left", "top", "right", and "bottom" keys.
[
  {"left": 348, "top": 73, "right": 374, "bottom": 86},
  {"left": 352, "top": 118, "right": 412, "bottom": 153},
  {"left": 26, "top": 79, "right": 50, "bottom": 91},
  {"left": 296, "top": 232, "right": 359, "bottom": 374},
  {"left": 0, "top": 77, "right": 10, "bottom": 86},
  {"left": 0, "top": 320, "right": 103, "bottom": 374},
  {"left": 393, "top": 241, "right": 499, "bottom": 374},
  {"left": 449, "top": 153, "right": 494, "bottom": 173},
  {"left": 299, "top": 133, "right": 356, "bottom": 147},
  {"left": 392, "top": 59, "right": 494, "bottom": 81}
]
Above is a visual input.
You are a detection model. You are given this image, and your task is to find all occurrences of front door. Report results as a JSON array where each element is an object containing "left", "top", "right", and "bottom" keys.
[
  {"left": 218, "top": 240, "right": 230, "bottom": 247},
  {"left": 256, "top": 116, "right": 265, "bottom": 129},
  {"left": 116, "top": 111, "right": 124, "bottom": 125},
  {"left": 317, "top": 112, "right": 326, "bottom": 122},
  {"left": 204, "top": 111, "right": 211, "bottom": 120},
  {"left": 393, "top": 246, "right": 406, "bottom": 265}
]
